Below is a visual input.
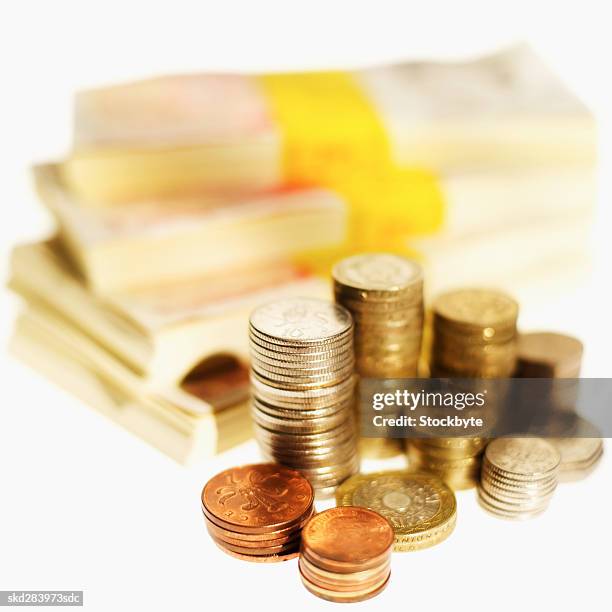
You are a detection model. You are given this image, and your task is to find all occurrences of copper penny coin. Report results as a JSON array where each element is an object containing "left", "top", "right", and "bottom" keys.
[
  {"left": 203, "top": 506, "right": 315, "bottom": 542},
  {"left": 210, "top": 534, "right": 301, "bottom": 556},
  {"left": 301, "top": 507, "right": 394, "bottom": 572},
  {"left": 205, "top": 522, "right": 303, "bottom": 548},
  {"left": 213, "top": 541, "right": 300, "bottom": 563},
  {"left": 201, "top": 463, "right": 314, "bottom": 534}
]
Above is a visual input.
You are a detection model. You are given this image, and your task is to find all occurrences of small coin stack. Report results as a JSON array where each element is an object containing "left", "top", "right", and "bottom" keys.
[
  {"left": 516, "top": 331, "right": 603, "bottom": 479},
  {"left": 516, "top": 332, "right": 583, "bottom": 378},
  {"left": 332, "top": 253, "right": 424, "bottom": 459},
  {"left": 409, "top": 288, "right": 519, "bottom": 489},
  {"left": 336, "top": 470, "right": 457, "bottom": 551},
  {"left": 479, "top": 438, "right": 561, "bottom": 519},
  {"left": 249, "top": 298, "right": 359, "bottom": 497},
  {"left": 550, "top": 437, "right": 604, "bottom": 482},
  {"left": 200, "top": 463, "right": 314, "bottom": 561},
  {"left": 299, "top": 507, "right": 394, "bottom": 603},
  {"left": 430, "top": 288, "right": 518, "bottom": 378}
]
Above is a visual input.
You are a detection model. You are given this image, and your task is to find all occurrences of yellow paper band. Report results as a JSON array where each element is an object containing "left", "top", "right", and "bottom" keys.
[{"left": 258, "top": 71, "right": 444, "bottom": 269}]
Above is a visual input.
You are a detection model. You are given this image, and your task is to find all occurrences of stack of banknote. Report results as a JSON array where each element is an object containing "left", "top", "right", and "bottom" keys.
[{"left": 9, "top": 44, "right": 596, "bottom": 462}]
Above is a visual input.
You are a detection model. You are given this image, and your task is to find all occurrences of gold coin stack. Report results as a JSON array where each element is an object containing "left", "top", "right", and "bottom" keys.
[
  {"left": 249, "top": 298, "right": 359, "bottom": 497},
  {"left": 299, "top": 507, "right": 394, "bottom": 603},
  {"left": 332, "top": 253, "right": 424, "bottom": 459},
  {"left": 336, "top": 470, "right": 457, "bottom": 552},
  {"left": 406, "top": 438, "right": 487, "bottom": 491},
  {"left": 430, "top": 288, "right": 518, "bottom": 378},
  {"left": 200, "top": 464, "right": 315, "bottom": 562},
  {"left": 409, "top": 288, "right": 519, "bottom": 489},
  {"left": 479, "top": 438, "right": 561, "bottom": 519}
]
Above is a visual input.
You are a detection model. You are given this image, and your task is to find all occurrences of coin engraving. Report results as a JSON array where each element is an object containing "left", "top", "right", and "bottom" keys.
[
  {"left": 337, "top": 472, "right": 456, "bottom": 536},
  {"left": 250, "top": 298, "right": 352, "bottom": 342},
  {"left": 332, "top": 253, "right": 422, "bottom": 291},
  {"left": 302, "top": 507, "right": 394, "bottom": 563},
  {"left": 486, "top": 438, "right": 560, "bottom": 475},
  {"left": 352, "top": 477, "right": 441, "bottom": 528},
  {"left": 202, "top": 464, "right": 312, "bottom": 528},
  {"left": 434, "top": 289, "right": 518, "bottom": 328}
]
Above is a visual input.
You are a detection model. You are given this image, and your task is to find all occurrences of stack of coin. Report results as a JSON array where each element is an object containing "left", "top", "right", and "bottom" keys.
[
  {"left": 430, "top": 288, "right": 519, "bottom": 378},
  {"left": 332, "top": 253, "right": 424, "bottom": 459},
  {"left": 299, "top": 507, "right": 394, "bottom": 603},
  {"left": 409, "top": 288, "right": 519, "bottom": 489},
  {"left": 249, "top": 298, "right": 359, "bottom": 497},
  {"left": 550, "top": 437, "right": 604, "bottom": 482},
  {"left": 200, "top": 463, "right": 314, "bottom": 562},
  {"left": 407, "top": 438, "right": 487, "bottom": 490},
  {"left": 336, "top": 470, "right": 457, "bottom": 551},
  {"left": 516, "top": 332, "right": 601, "bottom": 461},
  {"left": 478, "top": 438, "right": 561, "bottom": 519},
  {"left": 516, "top": 332, "right": 583, "bottom": 378}
]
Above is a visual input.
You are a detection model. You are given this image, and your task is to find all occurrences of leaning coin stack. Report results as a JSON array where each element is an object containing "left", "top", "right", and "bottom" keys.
[
  {"left": 200, "top": 463, "right": 314, "bottom": 562},
  {"left": 332, "top": 253, "right": 424, "bottom": 459},
  {"left": 409, "top": 288, "right": 519, "bottom": 489},
  {"left": 336, "top": 470, "right": 457, "bottom": 551},
  {"left": 299, "top": 507, "right": 394, "bottom": 603},
  {"left": 249, "top": 298, "right": 359, "bottom": 497},
  {"left": 550, "top": 437, "right": 604, "bottom": 482},
  {"left": 478, "top": 438, "right": 561, "bottom": 519}
]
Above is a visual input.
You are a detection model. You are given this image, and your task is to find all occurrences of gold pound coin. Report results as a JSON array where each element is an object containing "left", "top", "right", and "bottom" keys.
[{"left": 336, "top": 470, "right": 457, "bottom": 551}]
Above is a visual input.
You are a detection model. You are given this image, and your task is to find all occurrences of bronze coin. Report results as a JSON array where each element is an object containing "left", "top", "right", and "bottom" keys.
[
  {"left": 203, "top": 505, "right": 314, "bottom": 541},
  {"left": 299, "top": 567, "right": 390, "bottom": 602},
  {"left": 201, "top": 463, "right": 313, "bottom": 534},
  {"left": 213, "top": 540, "right": 299, "bottom": 563},
  {"left": 206, "top": 524, "right": 302, "bottom": 549},
  {"left": 210, "top": 533, "right": 301, "bottom": 556},
  {"left": 301, "top": 507, "right": 394, "bottom": 571}
]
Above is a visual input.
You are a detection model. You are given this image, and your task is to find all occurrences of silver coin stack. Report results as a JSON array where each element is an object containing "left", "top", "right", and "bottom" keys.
[
  {"left": 249, "top": 297, "right": 359, "bottom": 497},
  {"left": 478, "top": 438, "right": 561, "bottom": 520}
]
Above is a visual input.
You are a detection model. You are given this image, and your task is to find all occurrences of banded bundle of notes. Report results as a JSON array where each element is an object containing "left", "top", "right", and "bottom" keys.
[{"left": 9, "top": 44, "right": 596, "bottom": 462}]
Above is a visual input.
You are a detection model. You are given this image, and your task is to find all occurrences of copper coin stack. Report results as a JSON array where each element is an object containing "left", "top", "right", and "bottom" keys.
[
  {"left": 332, "top": 253, "right": 424, "bottom": 459},
  {"left": 249, "top": 298, "right": 359, "bottom": 497},
  {"left": 200, "top": 463, "right": 314, "bottom": 562},
  {"left": 478, "top": 438, "right": 561, "bottom": 520},
  {"left": 299, "top": 507, "right": 394, "bottom": 603},
  {"left": 409, "top": 288, "right": 519, "bottom": 489}
]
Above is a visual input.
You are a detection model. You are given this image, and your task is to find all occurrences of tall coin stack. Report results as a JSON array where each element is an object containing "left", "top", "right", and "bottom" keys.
[
  {"left": 249, "top": 298, "right": 359, "bottom": 497},
  {"left": 479, "top": 438, "right": 560, "bottom": 519},
  {"left": 299, "top": 507, "right": 394, "bottom": 603},
  {"left": 409, "top": 288, "right": 519, "bottom": 489},
  {"left": 332, "top": 254, "right": 424, "bottom": 459}
]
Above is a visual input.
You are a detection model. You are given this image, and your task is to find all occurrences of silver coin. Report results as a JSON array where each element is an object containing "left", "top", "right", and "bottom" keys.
[{"left": 249, "top": 298, "right": 352, "bottom": 343}]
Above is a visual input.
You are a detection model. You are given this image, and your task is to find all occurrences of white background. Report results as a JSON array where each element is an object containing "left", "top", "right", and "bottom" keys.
[{"left": 1, "top": 1, "right": 611, "bottom": 611}]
